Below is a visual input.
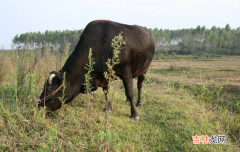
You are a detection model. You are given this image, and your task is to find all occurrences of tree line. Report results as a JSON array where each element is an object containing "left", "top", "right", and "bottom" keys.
[
  {"left": 150, "top": 24, "right": 240, "bottom": 55},
  {"left": 13, "top": 29, "right": 83, "bottom": 52},
  {"left": 13, "top": 24, "right": 240, "bottom": 55}
]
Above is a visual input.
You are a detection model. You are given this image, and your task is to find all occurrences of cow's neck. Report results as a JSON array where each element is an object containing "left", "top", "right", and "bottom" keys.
[{"left": 61, "top": 49, "right": 89, "bottom": 100}]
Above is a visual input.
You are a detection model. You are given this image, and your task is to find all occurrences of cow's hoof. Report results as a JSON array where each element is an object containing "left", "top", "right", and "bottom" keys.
[
  {"left": 126, "top": 101, "right": 130, "bottom": 104},
  {"left": 136, "top": 103, "right": 141, "bottom": 107},
  {"left": 106, "top": 110, "right": 112, "bottom": 113},
  {"left": 104, "top": 108, "right": 112, "bottom": 113},
  {"left": 131, "top": 116, "right": 140, "bottom": 120}
]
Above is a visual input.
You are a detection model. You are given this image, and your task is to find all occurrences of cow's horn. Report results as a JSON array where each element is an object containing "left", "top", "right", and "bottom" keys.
[{"left": 48, "top": 73, "right": 56, "bottom": 85}]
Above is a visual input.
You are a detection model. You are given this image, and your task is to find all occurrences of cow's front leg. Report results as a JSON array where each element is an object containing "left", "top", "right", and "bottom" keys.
[{"left": 126, "top": 98, "right": 130, "bottom": 104}]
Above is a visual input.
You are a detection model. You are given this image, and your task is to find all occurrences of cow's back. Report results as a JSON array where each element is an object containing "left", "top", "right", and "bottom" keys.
[{"left": 79, "top": 20, "right": 155, "bottom": 78}]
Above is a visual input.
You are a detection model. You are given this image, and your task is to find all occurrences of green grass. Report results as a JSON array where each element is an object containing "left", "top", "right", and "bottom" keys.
[
  {"left": 149, "top": 67, "right": 195, "bottom": 76},
  {"left": 0, "top": 52, "right": 240, "bottom": 151},
  {"left": 1, "top": 76, "right": 239, "bottom": 151}
]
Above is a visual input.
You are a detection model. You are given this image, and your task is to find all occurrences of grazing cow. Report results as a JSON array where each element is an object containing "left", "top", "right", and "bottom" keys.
[{"left": 38, "top": 20, "right": 155, "bottom": 119}]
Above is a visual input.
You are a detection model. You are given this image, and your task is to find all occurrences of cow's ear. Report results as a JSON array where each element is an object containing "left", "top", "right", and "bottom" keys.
[{"left": 58, "top": 70, "right": 63, "bottom": 81}]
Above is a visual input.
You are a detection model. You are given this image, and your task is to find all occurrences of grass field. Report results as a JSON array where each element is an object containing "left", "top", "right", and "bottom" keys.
[{"left": 0, "top": 50, "right": 240, "bottom": 151}]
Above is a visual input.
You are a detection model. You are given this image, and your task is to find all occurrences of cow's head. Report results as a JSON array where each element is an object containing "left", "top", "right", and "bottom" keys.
[{"left": 38, "top": 70, "right": 65, "bottom": 111}]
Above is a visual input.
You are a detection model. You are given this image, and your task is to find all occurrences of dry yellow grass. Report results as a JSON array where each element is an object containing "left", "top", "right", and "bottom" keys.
[
  {"left": 150, "top": 57, "right": 240, "bottom": 86},
  {"left": 151, "top": 57, "right": 240, "bottom": 70},
  {"left": 0, "top": 50, "right": 239, "bottom": 151}
]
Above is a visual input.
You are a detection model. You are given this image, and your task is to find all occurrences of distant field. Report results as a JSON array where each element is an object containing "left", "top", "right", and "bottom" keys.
[
  {"left": 150, "top": 56, "right": 240, "bottom": 86},
  {"left": 152, "top": 56, "right": 240, "bottom": 70},
  {"left": 0, "top": 51, "right": 239, "bottom": 151}
]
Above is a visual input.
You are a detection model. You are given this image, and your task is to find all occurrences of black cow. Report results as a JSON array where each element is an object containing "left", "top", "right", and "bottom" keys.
[{"left": 39, "top": 20, "right": 155, "bottom": 119}]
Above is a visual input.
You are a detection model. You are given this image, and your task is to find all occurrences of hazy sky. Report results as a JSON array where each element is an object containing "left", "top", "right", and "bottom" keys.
[{"left": 1, "top": 0, "right": 239, "bottom": 49}]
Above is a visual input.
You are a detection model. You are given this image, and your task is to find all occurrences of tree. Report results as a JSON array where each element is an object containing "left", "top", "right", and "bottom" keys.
[
  {"left": 211, "top": 26, "right": 217, "bottom": 31},
  {"left": 225, "top": 24, "right": 231, "bottom": 32},
  {"left": 201, "top": 26, "right": 206, "bottom": 32},
  {"left": 196, "top": 25, "right": 201, "bottom": 32}
]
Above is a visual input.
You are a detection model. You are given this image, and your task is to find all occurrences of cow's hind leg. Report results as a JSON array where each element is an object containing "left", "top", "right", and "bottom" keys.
[
  {"left": 103, "top": 86, "right": 112, "bottom": 112},
  {"left": 136, "top": 74, "right": 145, "bottom": 107},
  {"left": 121, "top": 69, "right": 139, "bottom": 120}
]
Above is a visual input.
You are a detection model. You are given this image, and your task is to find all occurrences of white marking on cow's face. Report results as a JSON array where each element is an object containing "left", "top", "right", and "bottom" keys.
[{"left": 48, "top": 74, "right": 56, "bottom": 85}]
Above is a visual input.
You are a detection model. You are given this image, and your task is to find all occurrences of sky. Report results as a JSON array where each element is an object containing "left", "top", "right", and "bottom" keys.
[{"left": 1, "top": 0, "right": 239, "bottom": 49}]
